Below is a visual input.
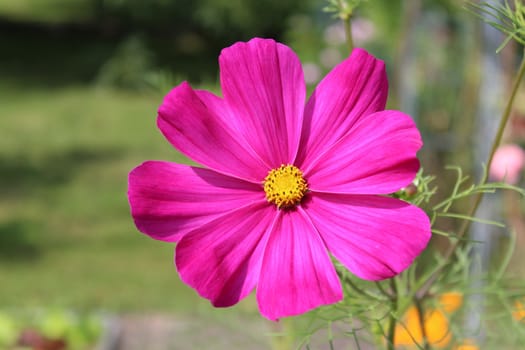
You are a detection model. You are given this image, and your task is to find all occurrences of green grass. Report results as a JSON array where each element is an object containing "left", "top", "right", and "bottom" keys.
[{"left": 0, "top": 83, "right": 259, "bottom": 318}]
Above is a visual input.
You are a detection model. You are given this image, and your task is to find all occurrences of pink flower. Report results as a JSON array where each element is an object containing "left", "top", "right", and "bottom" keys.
[
  {"left": 128, "top": 38, "right": 431, "bottom": 320},
  {"left": 489, "top": 143, "right": 525, "bottom": 185}
]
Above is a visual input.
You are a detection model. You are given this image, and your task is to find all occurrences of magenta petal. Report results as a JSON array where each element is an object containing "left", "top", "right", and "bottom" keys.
[
  {"left": 257, "top": 209, "right": 343, "bottom": 321},
  {"left": 304, "top": 193, "right": 431, "bottom": 280},
  {"left": 305, "top": 110, "right": 422, "bottom": 194},
  {"left": 158, "top": 82, "right": 269, "bottom": 182},
  {"left": 296, "top": 48, "right": 388, "bottom": 167},
  {"left": 128, "top": 161, "right": 264, "bottom": 242},
  {"left": 192, "top": 89, "right": 244, "bottom": 133},
  {"left": 219, "top": 38, "right": 306, "bottom": 166},
  {"left": 176, "top": 203, "right": 275, "bottom": 307}
]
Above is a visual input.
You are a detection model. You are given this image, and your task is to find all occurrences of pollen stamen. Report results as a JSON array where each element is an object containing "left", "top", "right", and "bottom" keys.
[{"left": 263, "top": 164, "right": 307, "bottom": 208}]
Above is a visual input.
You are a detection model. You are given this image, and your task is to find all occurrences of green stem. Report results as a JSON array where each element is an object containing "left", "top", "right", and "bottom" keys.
[
  {"left": 375, "top": 281, "right": 392, "bottom": 298},
  {"left": 386, "top": 278, "right": 398, "bottom": 350},
  {"left": 417, "top": 48, "right": 525, "bottom": 298},
  {"left": 486, "top": 50, "right": 525, "bottom": 172},
  {"left": 343, "top": 15, "right": 354, "bottom": 53},
  {"left": 414, "top": 298, "right": 429, "bottom": 350},
  {"left": 344, "top": 275, "right": 386, "bottom": 300}
]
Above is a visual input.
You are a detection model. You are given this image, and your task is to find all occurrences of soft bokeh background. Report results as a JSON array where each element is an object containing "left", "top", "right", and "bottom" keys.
[{"left": 1, "top": 0, "right": 524, "bottom": 348}]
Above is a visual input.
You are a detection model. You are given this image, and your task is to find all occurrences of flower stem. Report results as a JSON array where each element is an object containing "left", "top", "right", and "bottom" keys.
[
  {"left": 343, "top": 15, "right": 354, "bottom": 53},
  {"left": 386, "top": 278, "right": 398, "bottom": 350},
  {"left": 414, "top": 297, "right": 429, "bottom": 350},
  {"left": 418, "top": 47, "right": 525, "bottom": 298},
  {"left": 486, "top": 50, "right": 525, "bottom": 174}
]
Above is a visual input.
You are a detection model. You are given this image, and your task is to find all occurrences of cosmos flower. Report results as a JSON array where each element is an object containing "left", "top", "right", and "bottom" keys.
[
  {"left": 394, "top": 292, "right": 463, "bottom": 348},
  {"left": 128, "top": 38, "right": 431, "bottom": 320}
]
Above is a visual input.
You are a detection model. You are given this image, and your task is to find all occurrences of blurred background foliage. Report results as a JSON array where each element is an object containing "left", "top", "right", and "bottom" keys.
[
  {"left": 0, "top": 0, "right": 316, "bottom": 87},
  {"left": 1, "top": 0, "right": 525, "bottom": 348}
]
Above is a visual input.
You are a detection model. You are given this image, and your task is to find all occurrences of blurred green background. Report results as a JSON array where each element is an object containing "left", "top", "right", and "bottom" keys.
[{"left": 1, "top": 0, "right": 524, "bottom": 348}]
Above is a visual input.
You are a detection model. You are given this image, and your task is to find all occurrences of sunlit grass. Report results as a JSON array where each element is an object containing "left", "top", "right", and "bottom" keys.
[{"left": 0, "top": 84, "right": 259, "bottom": 318}]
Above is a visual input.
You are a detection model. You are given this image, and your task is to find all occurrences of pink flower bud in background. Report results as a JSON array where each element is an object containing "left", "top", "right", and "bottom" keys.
[{"left": 489, "top": 144, "right": 525, "bottom": 184}]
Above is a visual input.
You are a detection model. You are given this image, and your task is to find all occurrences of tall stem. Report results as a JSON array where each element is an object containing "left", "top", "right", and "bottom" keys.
[
  {"left": 343, "top": 15, "right": 354, "bottom": 53},
  {"left": 418, "top": 48, "right": 525, "bottom": 298},
  {"left": 485, "top": 49, "right": 525, "bottom": 173}
]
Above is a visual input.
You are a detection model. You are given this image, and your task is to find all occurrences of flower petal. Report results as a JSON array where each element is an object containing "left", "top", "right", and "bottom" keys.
[
  {"left": 175, "top": 202, "right": 276, "bottom": 307},
  {"left": 257, "top": 209, "right": 343, "bottom": 320},
  {"left": 303, "top": 193, "right": 431, "bottom": 280},
  {"left": 296, "top": 48, "right": 388, "bottom": 167},
  {"left": 158, "top": 82, "right": 269, "bottom": 182},
  {"left": 305, "top": 110, "right": 422, "bottom": 194},
  {"left": 220, "top": 38, "right": 306, "bottom": 166},
  {"left": 193, "top": 89, "right": 243, "bottom": 132},
  {"left": 128, "top": 161, "right": 264, "bottom": 242}
]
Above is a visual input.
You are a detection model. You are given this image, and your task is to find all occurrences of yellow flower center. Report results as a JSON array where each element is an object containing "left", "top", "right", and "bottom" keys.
[{"left": 263, "top": 164, "right": 307, "bottom": 208}]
